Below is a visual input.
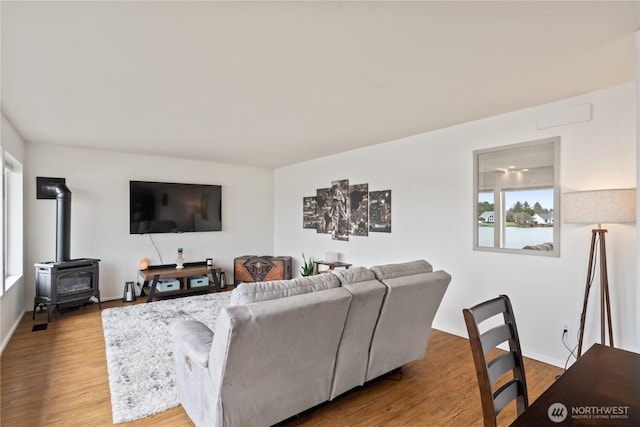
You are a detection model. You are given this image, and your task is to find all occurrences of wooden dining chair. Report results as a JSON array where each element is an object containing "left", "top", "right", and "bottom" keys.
[{"left": 463, "top": 295, "right": 529, "bottom": 427}]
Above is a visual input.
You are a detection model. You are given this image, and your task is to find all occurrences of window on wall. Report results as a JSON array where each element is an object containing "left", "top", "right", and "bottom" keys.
[
  {"left": 474, "top": 137, "right": 559, "bottom": 256},
  {"left": 1, "top": 150, "right": 23, "bottom": 296}
]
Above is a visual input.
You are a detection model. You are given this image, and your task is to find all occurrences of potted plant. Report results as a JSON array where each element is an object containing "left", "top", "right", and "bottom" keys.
[{"left": 301, "top": 253, "right": 315, "bottom": 276}]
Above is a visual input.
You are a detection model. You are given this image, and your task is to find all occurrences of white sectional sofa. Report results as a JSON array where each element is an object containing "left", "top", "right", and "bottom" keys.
[{"left": 169, "top": 260, "right": 451, "bottom": 427}]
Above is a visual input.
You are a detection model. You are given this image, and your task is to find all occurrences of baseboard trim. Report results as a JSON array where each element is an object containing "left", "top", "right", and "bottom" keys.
[
  {"left": 432, "top": 323, "right": 567, "bottom": 369},
  {"left": 0, "top": 310, "right": 26, "bottom": 355},
  {"left": 432, "top": 323, "right": 467, "bottom": 339}
]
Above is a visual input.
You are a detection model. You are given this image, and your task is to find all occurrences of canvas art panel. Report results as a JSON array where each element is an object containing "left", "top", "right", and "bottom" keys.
[
  {"left": 331, "top": 179, "right": 350, "bottom": 241},
  {"left": 369, "top": 190, "right": 391, "bottom": 232},
  {"left": 316, "top": 188, "right": 332, "bottom": 234},
  {"left": 349, "top": 183, "right": 369, "bottom": 236},
  {"left": 303, "top": 196, "right": 317, "bottom": 229}
]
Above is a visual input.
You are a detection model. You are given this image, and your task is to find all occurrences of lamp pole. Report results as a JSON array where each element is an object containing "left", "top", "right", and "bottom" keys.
[{"left": 577, "top": 228, "right": 614, "bottom": 357}]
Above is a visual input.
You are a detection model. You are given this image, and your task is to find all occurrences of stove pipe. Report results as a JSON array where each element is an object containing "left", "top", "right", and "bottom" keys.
[{"left": 42, "top": 182, "right": 71, "bottom": 263}]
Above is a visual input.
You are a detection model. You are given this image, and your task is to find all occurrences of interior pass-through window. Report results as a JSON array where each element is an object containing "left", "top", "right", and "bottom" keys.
[{"left": 474, "top": 137, "right": 559, "bottom": 256}]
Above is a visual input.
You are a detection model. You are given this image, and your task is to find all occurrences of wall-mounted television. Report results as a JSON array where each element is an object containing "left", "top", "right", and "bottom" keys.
[{"left": 130, "top": 181, "right": 222, "bottom": 234}]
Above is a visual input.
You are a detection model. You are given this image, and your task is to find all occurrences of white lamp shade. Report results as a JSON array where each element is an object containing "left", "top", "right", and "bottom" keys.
[{"left": 563, "top": 188, "right": 636, "bottom": 224}]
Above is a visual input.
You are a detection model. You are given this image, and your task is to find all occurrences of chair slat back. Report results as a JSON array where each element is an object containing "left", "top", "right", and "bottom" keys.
[
  {"left": 487, "top": 351, "right": 517, "bottom": 385},
  {"left": 493, "top": 380, "right": 524, "bottom": 414},
  {"left": 463, "top": 295, "right": 529, "bottom": 427},
  {"left": 480, "top": 323, "right": 512, "bottom": 354}
]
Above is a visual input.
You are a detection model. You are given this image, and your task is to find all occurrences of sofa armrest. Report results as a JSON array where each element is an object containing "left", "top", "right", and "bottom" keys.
[{"left": 169, "top": 320, "right": 214, "bottom": 368}]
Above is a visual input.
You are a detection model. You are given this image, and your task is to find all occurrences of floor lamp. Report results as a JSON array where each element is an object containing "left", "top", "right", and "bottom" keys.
[{"left": 563, "top": 188, "right": 636, "bottom": 357}]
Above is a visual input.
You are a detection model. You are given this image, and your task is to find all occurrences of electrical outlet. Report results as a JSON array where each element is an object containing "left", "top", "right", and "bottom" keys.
[{"left": 562, "top": 321, "right": 571, "bottom": 337}]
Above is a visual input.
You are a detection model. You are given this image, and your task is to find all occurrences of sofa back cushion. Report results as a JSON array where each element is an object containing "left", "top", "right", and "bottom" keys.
[
  {"left": 370, "top": 259, "right": 433, "bottom": 280},
  {"left": 366, "top": 260, "right": 450, "bottom": 382},
  {"left": 209, "top": 287, "right": 352, "bottom": 427},
  {"left": 331, "top": 266, "right": 376, "bottom": 284},
  {"left": 330, "top": 266, "right": 386, "bottom": 399},
  {"left": 230, "top": 273, "right": 340, "bottom": 305}
]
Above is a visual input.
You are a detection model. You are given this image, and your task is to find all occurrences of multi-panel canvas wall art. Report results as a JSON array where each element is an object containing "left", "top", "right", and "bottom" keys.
[{"left": 303, "top": 179, "right": 391, "bottom": 240}]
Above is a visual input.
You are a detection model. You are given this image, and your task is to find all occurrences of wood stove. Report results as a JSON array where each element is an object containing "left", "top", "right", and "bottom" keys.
[
  {"left": 33, "top": 179, "right": 101, "bottom": 322},
  {"left": 34, "top": 258, "right": 101, "bottom": 322}
]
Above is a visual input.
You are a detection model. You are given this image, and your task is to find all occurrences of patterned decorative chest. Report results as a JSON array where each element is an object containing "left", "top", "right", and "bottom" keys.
[{"left": 233, "top": 255, "right": 292, "bottom": 285}]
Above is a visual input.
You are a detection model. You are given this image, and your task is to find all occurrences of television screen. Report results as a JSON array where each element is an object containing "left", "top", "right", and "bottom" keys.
[{"left": 130, "top": 181, "right": 222, "bottom": 234}]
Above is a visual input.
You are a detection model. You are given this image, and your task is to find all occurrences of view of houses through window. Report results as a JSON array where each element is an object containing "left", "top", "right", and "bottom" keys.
[
  {"left": 474, "top": 137, "right": 559, "bottom": 255},
  {"left": 478, "top": 188, "right": 554, "bottom": 249}
]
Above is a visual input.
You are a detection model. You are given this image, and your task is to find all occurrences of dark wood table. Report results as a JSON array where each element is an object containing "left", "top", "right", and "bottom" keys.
[
  {"left": 511, "top": 344, "right": 639, "bottom": 426},
  {"left": 313, "top": 261, "right": 352, "bottom": 274},
  {"left": 140, "top": 263, "right": 224, "bottom": 302}
]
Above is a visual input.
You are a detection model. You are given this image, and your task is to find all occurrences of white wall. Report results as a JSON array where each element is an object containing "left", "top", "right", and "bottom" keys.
[
  {"left": 1, "top": 112, "right": 26, "bottom": 352},
  {"left": 635, "top": 30, "right": 640, "bottom": 354},
  {"left": 635, "top": 31, "right": 640, "bottom": 351},
  {"left": 274, "top": 83, "right": 637, "bottom": 367},
  {"left": 25, "top": 143, "right": 274, "bottom": 306}
]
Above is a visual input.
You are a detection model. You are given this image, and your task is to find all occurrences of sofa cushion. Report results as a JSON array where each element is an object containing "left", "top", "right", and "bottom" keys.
[
  {"left": 370, "top": 259, "right": 433, "bottom": 280},
  {"left": 332, "top": 266, "right": 375, "bottom": 284},
  {"left": 230, "top": 273, "right": 340, "bottom": 305},
  {"left": 365, "top": 269, "right": 451, "bottom": 381},
  {"left": 330, "top": 268, "right": 386, "bottom": 399},
  {"left": 210, "top": 287, "right": 353, "bottom": 427}
]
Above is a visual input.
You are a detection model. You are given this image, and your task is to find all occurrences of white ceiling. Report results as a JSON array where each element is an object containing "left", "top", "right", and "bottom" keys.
[{"left": 1, "top": 1, "right": 638, "bottom": 169}]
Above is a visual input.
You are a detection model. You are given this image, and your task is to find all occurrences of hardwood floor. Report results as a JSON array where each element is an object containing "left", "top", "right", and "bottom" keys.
[{"left": 1, "top": 300, "right": 563, "bottom": 426}]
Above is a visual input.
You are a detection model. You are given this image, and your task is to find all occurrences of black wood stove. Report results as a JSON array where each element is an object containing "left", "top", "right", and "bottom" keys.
[{"left": 33, "top": 180, "right": 101, "bottom": 322}]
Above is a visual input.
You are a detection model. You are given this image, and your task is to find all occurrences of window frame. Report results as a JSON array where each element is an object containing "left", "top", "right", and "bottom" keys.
[
  {"left": 1, "top": 149, "right": 23, "bottom": 296},
  {"left": 473, "top": 137, "right": 560, "bottom": 257}
]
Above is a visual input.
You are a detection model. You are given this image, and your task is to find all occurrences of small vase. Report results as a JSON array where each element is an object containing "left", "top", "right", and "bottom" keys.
[
  {"left": 219, "top": 272, "right": 226, "bottom": 288},
  {"left": 176, "top": 248, "right": 184, "bottom": 269}
]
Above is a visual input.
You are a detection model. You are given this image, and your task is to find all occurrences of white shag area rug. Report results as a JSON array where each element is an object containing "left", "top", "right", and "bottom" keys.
[{"left": 101, "top": 292, "right": 231, "bottom": 424}]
